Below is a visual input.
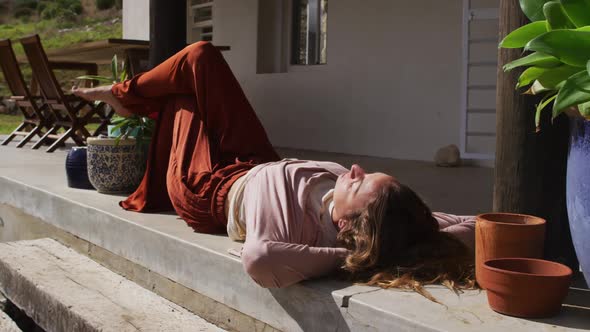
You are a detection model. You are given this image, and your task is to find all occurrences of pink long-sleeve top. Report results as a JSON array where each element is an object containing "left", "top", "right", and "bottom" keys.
[{"left": 239, "top": 160, "right": 475, "bottom": 288}]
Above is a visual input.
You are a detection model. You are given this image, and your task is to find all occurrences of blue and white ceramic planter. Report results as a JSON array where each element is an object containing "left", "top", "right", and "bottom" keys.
[
  {"left": 566, "top": 115, "right": 590, "bottom": 285},
  {"left": 86, "top": 137, "right": 146, "bottom": 194}
]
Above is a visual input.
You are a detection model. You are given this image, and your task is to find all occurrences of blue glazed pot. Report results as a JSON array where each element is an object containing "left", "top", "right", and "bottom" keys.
[
  {"left": 65, "top": 147, "right": 95, "bottom": 190},
  {"left": 566, "top": 115, "right": 590, "bottom": 285}
]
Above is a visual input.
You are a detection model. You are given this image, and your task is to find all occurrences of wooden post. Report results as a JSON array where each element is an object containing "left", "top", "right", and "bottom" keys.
[
  {"left": 494, "top": 0, "right": 538, "bottom": 213},
  {"left": 149, "top": 0, "right": 186, "bottom": 68},
  {"left": 495, "top": 0, "right": 578, "bottom": 268}
]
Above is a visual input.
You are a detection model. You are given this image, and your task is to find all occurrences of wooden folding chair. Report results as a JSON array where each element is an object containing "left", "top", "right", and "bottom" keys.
[
  {"left": 0, "top": 38, "right": 52, "bottom": 148},
  {"left": 20, "top": 35, "right": 113, "bottom": 152}
]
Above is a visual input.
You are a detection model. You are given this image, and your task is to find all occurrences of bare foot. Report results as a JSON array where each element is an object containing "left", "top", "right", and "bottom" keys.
[{"left": 71, "top": 85, "right": 134, "bottom": 117}]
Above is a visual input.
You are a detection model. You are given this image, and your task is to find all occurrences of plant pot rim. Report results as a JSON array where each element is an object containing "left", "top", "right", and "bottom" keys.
[
  {"left": 87, "top": 137, "right": 137, "bottom": 146},
  {"left": 476, "top": 213, "right": 546, "bottom": 226},
  {"left": 483, "top": 258, "right": 572, "bottom": 278}
]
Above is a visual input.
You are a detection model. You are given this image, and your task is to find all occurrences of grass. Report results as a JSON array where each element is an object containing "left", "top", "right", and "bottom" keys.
[
  {"left": 0, "top": 17, "right": 122, "bottom": 59},
  {"left": 0, "top": 13, "right": 122, "bottom": 135},
  {"left": 0, "top": 17, "right": 122, "bottom": 96},
  {"left": 0, "top": 114, "right": 23, "bottom": 134},
  {"left": 0, "top": 113, "right": 101, "bottom": 135}
]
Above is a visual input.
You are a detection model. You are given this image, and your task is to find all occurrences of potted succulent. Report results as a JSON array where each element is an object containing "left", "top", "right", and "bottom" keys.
[
  {"left": 77, "top": 55, "right": 154, "bottom": 194},
  {"left": 499, "top": 0, "right": 590, "bottom": 285}
]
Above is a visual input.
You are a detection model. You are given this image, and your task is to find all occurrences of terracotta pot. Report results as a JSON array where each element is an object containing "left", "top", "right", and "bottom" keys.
[
  {"left": 480, "top": 258, "right": 572, "bottom": 318},
  {"left": 475, "top": 213, "right": 546, "bottom": 288}
]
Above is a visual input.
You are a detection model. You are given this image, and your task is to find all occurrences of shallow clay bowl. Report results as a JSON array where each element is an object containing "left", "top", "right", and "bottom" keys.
[{"left": 480, "top": 258, "right": 572, "bottom": 318}]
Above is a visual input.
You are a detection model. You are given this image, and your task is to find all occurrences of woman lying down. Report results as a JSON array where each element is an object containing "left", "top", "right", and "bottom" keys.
[{"left": 73, "top": 41, "right": 476, "bottom": 299}]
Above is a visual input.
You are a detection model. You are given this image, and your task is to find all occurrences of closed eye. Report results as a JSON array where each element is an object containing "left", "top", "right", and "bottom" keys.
[{"left": 353, "top": 179, "right": 363, "bottom": 194}]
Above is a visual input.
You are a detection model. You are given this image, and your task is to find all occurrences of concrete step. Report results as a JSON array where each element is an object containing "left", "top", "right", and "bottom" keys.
[
  {"left": 0, "top": 238, "right": 225, "bottom": 332},
  {"left": 0, "top": 293, "right": 22, "bottom": 332},
  {"left": 1, "top": 147, "right": 588, "bottom": 332}
]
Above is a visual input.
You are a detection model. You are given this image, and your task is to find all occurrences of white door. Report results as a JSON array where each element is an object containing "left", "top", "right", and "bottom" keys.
[{"left": 460, "top": 0, "right": 499, "bottom": 160}]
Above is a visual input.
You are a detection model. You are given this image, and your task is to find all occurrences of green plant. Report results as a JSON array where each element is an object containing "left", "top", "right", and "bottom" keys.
[
  {"left": 77, "top": 55, "right": 154, "bottom": 144},
  {"left": 40, "top": 0, "right": 81, "bottom": 24},
  {"left": 500, "top": 0, "right": 590, "bottom": 129},
  {"left": 14, "top": 7, "right": 34, "bottom": 19}
]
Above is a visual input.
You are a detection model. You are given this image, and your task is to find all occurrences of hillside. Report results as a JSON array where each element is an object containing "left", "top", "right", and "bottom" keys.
[{"left": 0, "top": 0, "right": 123, "bottom": 102}]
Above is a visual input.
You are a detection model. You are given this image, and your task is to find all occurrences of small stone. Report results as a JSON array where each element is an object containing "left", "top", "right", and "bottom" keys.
[{"left": 434, "top": 144, "right": 461, "bottom": 167}]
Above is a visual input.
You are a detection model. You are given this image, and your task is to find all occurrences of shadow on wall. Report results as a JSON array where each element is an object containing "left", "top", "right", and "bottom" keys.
[{"left": 269, "top": 279, "right": 352, "bottom": 332}]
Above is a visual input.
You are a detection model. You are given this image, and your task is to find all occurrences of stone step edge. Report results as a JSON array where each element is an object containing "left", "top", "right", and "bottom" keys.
[
  {"left": 0, "top": 238, "right": 224, "bottom": 332},
  {"left": 0, "top": 293, "right": 23, "bottom": 332}
]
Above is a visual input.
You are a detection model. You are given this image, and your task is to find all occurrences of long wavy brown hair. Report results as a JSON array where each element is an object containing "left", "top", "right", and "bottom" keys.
[{"left": 336, "top": 180, "right": 476, "bottom": 303}]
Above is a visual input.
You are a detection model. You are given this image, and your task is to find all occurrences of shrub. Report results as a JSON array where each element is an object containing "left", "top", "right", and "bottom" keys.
[
  {"left": 39, "top": 0, "right": 82, "bottom": 18},
  {"left": 14, "top": 0, "right": 38, "bottom": 10},
  {"left": 14, "top": 7, "right": 34, "bottom": 19},
  {"left": 40, "top": 3, "right": 60, "bottom": 20},
  {"left": 96, "top": 0, "right": 116, "bottom": 10},
  {"left": 41, "top": 2, "right": 78, "bottom": 26},
  {"left": 69, "top": 2, "right": 83, "bottom": 15}
]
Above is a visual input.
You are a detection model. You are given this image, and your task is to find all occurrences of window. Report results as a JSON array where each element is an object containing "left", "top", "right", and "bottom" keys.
[
  {"left": 187, "top": 0, "right": 213, "bottom": 42},
  {"left": 292, "top": 0, "right": 328, "bottom": 65}
]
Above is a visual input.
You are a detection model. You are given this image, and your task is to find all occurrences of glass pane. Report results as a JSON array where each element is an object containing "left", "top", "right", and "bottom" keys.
[
  {"left": 320, "top": 0, "right": 327, "bottom": 64},
  {"left": 296, "top": 0, "right": 309, "bottom": 64},
  {"left": 191, "top": 0, "right": 213, "bottom": 6},
  {"left": 292, "top": 0, "right": 327, "bottom": 65},
  {"left": 193, "top": 6, "right": 212, "bottom": 23}
]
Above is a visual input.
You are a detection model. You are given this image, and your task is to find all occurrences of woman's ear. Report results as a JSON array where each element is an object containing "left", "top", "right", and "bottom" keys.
[{"left": 337, "top": 218, "right": 348, "bottom": 231}]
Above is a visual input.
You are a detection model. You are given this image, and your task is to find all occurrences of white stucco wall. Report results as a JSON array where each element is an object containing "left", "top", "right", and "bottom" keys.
[
  {"left": 215, "top": 0, "right": 465, "bottom": 161},
  {"left": 122, "top": 0, "right": 465, "bottom": 161},
  {"left": 122, "top": 0, "right": 150, "bottom": 40}
]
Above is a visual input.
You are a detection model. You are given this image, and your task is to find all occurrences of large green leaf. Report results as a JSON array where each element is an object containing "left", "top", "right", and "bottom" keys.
[
  {"left": 120, "top": 60, "right": 127, "bottom": 83},
  {"left": 561, "top": 0, "right": 590, "bottom": 27},
  {"left": 526, "top": 29, "right": 590, "bottom": 67},
  {"left": 553, "top": 70, "right": 590, "bottom": 117},
  {"left": 536, "top": 92, "right": 558, "bottom": 130},
  {"left": 518, "top": 67, "right": 549, "bottom": 88},
  {"left": 503, "top": 52, "right": 562, "bottom": 71},
  {"left": 543, "top": 1, "right": 576, "bottom": 30},
  {"left": 111, "top": 54, "right": 118, "bottom": 83},
  {"left": 500, "top": 21, "right": 548, "bottom": 48},
  {"left": 537, "top": 65, "right": 582, "bottom": 88},
  {"left": 520, "top": 0, "right": 553, "bottom": 21},
  {"left": 578, "top": 100, "right": 590, "bottom": 117}
]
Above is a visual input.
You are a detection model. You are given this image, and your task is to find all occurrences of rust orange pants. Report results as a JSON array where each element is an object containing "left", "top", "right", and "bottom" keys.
[{"left": 111, "top": 42, "right": 280, "bottom": 233}]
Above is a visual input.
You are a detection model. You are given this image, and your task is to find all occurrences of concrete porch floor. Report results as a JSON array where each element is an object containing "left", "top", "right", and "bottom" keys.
[
  {"left": 0, "top": 136, "right": 494, "bottom": 215},
  {"left": 1, "top": 139, "right": 588, "bottom": 332},
  {"left": 275, "top": 147, "right": 493, "bottom": 215}
]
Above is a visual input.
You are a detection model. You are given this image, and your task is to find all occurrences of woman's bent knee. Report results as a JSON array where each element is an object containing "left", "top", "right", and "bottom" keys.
[{"left": 184, "top": 41, "right": 219, "bottom": 64}]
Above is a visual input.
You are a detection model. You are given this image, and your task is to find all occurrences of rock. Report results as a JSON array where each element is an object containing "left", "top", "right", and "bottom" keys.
[
  {"left": 0, "top": 309, "right": 22, "bottom": 332},
  {"left": 434, "top": 144, "right": 461, "bottom": 167}
]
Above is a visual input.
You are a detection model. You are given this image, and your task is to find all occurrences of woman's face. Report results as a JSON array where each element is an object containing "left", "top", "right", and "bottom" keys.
[{"left": 332, "top": 164, "right": 393, "bottom": 223}]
